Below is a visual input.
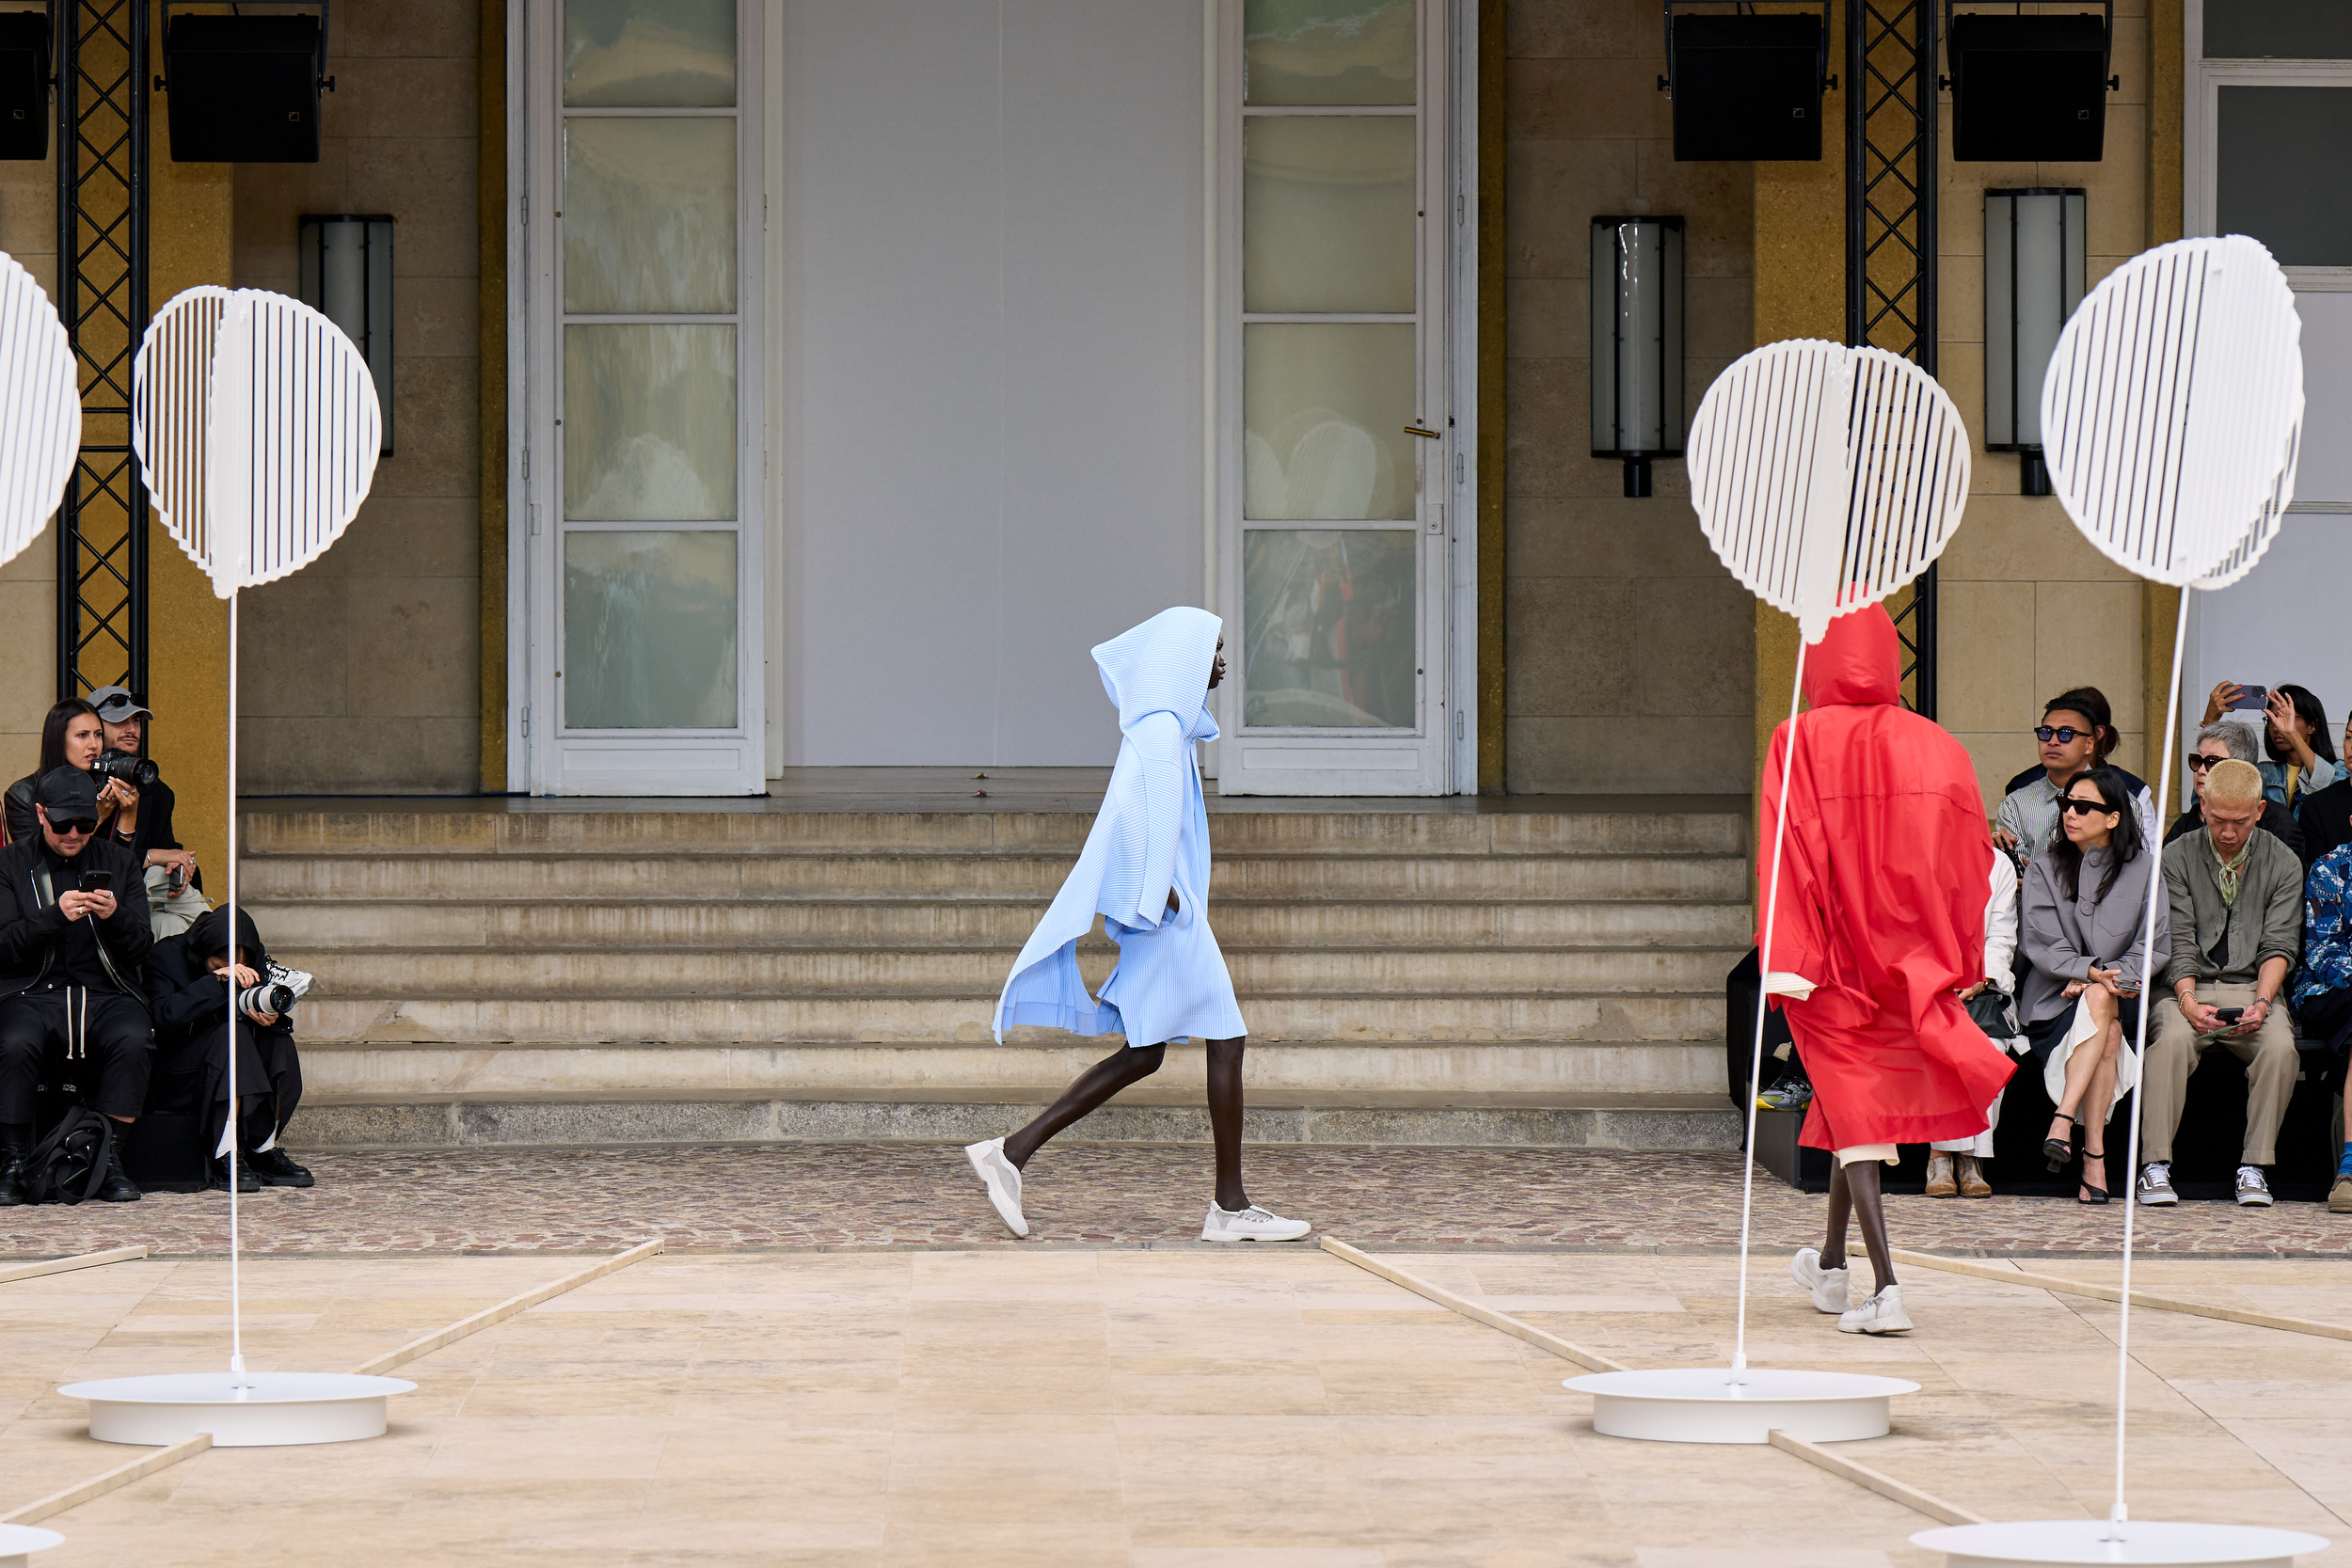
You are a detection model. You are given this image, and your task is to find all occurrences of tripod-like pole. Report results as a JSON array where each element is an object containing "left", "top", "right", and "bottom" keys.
[{"left": 225, "top": 587, "right": 245, "bottom": 1389}]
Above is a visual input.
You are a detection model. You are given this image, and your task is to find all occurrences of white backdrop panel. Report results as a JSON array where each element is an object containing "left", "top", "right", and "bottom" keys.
[
  {"left": 2189, "top": 512, "right": 2352, "bottom": 804},
  {"left": 2293, "top": 291, "right": 2352, "bottom": 505},
  {"left": 772, "top": 0, "right": 1204, "bottom": 766}
]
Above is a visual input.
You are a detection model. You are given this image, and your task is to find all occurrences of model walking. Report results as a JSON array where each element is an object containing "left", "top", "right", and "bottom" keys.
[{"left": 964, "top": 608, "right": 1310, "bottom": 1243}]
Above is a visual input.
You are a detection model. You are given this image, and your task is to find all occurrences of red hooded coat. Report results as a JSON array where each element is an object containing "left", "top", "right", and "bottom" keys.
[{"left": 1759, "top": 604, "right": 2013, "bottom": 1149}]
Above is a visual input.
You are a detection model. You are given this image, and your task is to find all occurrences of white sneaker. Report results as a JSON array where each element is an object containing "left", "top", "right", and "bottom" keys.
[
  {"left": 2235, "top": 1165, "right": 2273, "bottom": 1207},
  {"left": 2137, "top": 1163, "right": 2178, "bottom": 1207},
  {"left": 1837, "top": 1284, "right": 1913, "bottom": 1336},
  {"left": 1200, "top": 1203, "right": 1311, "bottom": 1243},
  {"left": 1789, "top": 1247, "right": 1851, "bottom": 1314},
  {"left": 963, "top": 1138, "right": 1028, "bottom": 1238}
]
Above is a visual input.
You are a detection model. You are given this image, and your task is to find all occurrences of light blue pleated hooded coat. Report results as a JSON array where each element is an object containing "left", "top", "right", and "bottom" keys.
[{"left": 993, "top": 607, "right": 1248, "bottom": 1049}]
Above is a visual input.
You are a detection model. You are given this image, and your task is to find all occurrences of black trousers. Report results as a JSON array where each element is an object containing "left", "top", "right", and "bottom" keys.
[
  {"left": 2298, "top": 989, "right": 2352, "bottom": 1060},
  {"left": 149, "top": 1020, "right": 303, "bottom": 1152},
  {"left": 0, "top": 990, "right": 153, "bottom": 1122}
]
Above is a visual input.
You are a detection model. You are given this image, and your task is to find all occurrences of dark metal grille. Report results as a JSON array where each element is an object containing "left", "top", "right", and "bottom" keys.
[
  {"left": 54, "top": 0, "right": 149, "bottom": 702},
  {"left": 1846, "top": 0, "right": 1937, "bottom": 718}
]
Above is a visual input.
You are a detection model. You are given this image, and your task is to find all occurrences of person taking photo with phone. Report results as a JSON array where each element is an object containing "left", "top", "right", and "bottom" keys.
[
  {"left": 85, "top": 687, "right": 205, "bottom": 938},
  {"left": 0, "top": 768, "right": 153, "bottom": 1204},
  {"left": 2201, "top": 681, "right": 2339, "bottom": 809},
  {"left": 3, "top": 699, "right": 135, "bottom": 847}
]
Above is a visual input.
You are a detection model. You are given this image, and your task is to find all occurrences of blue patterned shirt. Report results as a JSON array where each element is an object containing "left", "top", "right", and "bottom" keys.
[{"left": 2294, "top": 844, "right": 2352, "bottom": 1009}]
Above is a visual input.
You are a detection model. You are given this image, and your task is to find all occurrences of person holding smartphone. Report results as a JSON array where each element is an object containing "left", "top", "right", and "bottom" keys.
[
  {"left": 2201, "top": 681, "right": 2340, "bottom": 808},
  {"left": 0, "top": 768, "right": 153, "bottom": 1205},
  {"left": 2017, "top": 767, "right": 2165, "bottom": 1204}
]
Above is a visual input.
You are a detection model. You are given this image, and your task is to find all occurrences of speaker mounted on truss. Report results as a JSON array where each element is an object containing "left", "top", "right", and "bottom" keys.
[
  {"left": 1661, "top": 1, "right": 1834, "bottom": 163},
  {"left": 159, "top": 0, "right": 333, "bottom": 164},
  {"left": 1945, "top": 1, "right": 2117, "bottom": 163},
  {"left": 0, "top": 3, "right": 51, "bottom": 162}
]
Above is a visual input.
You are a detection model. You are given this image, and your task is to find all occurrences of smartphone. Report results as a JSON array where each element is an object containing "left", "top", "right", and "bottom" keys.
[
  {"left": 2225, "top": 685, "right": 2268, "bottom": 712},
  {"left": 76, "top": 870, "right": 113, "bottom": 895},
  {"left": 2210, "top": 1006, "right": 2245, "bottom": 1024}
]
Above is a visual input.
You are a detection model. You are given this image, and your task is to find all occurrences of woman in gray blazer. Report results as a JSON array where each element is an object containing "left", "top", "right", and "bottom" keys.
[{"left": 2018, "top": 766, "right": 2169, "bottom": 1203}]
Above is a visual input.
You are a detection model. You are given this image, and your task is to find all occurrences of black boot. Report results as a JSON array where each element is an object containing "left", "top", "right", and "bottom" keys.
[
  {"left": 0, "top": 1122, "right": 31, "bottom": 1206},
  {"left": 95, "top": 1134, "right": 141, "bottom": 1203},
  {"left": 248, "top": 1147, "right": 313, "bottom": 1188},
  {"left": 207, "top": 1154, "right": 261, "bottom": 1195}
]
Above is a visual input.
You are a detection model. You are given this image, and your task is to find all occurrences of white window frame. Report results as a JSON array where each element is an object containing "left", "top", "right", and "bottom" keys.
[
  {"left": 507, "top": 0, "right": 768, "bottom": 796},
  {"left": 2185, "top": 0, "right": 2352, "bottom": 292},
  {"left": 1210, "top": 0, "right": 1474, "bottom": 797}
]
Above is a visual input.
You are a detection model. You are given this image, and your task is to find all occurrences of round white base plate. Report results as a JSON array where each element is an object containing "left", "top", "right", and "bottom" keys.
[
  {"left": 0, "top": 1525, "right": 63, "bottom": 1566},
  {"left": 57, "top": 1372, "right": 417, "bottom": 1448},
  {"left": 1564, "top": 1367, "right": 1918, "bottom": 1444},
  {"left": 1913, "top": 1522, "right": 2329, "bottom": 1567}
]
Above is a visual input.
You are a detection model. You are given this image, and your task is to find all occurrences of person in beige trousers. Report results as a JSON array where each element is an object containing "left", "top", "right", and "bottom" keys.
[{"left": 2141, "top": 759, "right": 2305, "bottom": 1207}]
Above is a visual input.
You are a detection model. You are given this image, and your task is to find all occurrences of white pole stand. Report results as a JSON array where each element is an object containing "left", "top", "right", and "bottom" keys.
[
  {"left": 1914, "top": 1521, "right": 2328, "bottom": 1568},
  {"left": 57, "top": 1372, "right": 416, "bottom": 1448},
  {"left": 1565, "top": 1368, "right": 1918, "bottom": 1444},
  {"left": 0, "top": 1526, "right": 63, "bottom": 1566}
]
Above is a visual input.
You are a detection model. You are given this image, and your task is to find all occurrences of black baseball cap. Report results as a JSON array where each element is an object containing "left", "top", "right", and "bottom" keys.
[
  {"left": 87, "top": 686, "right": 152, "bottom": 724},
  {"left": 34, "top": 767, "right": 99, "bottom": 818}
]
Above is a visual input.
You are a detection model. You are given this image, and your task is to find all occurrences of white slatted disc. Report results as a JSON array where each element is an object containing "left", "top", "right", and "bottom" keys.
[
  {"left": 0, "top": 1525, "right": 63, "bottom": 1566},
  {"left": 0, "top": 251, "right": 82, "bottom": 572},
  {"left": 2040, "top": 235, "right": 2303, "bottom": 588},
  {"left": 132, "top": 284, "right": 235, "bottom": 584},
  {"left": 1915, "top": 1521, "right": 2328, "bottom": 1568},
  {"left": 1688, "top": 340, "right": 1971, "bottom": 643}
]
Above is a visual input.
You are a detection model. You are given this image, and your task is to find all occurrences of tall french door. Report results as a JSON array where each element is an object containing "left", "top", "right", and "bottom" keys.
[
  {"left": 512, "top": 0, "right": 765, "bottom": 795},
  {"left": 1216, "top": 0, "right": 1464, "bottom": 795}
]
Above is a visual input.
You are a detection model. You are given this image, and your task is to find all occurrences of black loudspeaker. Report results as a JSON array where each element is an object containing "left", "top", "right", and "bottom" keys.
[
  {"left": 164, "top": 11, "right": 324, "bottom": 163},
  {"left": 1670, "top": 12, "right": 1825, "bottom": 163},
  {"left": 1949, "top": 12, "right": 2110, "bottom": 163},
  {"left": 0, "top": 11, "right": 48, "bottom": 162}
]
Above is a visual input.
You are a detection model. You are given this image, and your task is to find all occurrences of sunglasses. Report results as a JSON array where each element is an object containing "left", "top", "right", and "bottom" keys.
[
  {"left": 2058, "top": 798, "right": 2113, "bottom": 816},
  {"left": 2036, "top": 725, "right": 2092, "bottom": 744},
  {"left": 2185, "top": 754, "right": 2223, "bottom": 772},
  {"left": 48, "top": 818, "right": 98, "bottom": 835}
]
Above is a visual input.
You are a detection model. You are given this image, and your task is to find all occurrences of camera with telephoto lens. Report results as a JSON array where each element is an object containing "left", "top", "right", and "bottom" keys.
[
  {"left": 92, "top": 749, "right": 159, "bottom": 788},
  {"left": 237, "top": 981, "right": 296, "bottom": 1017}
]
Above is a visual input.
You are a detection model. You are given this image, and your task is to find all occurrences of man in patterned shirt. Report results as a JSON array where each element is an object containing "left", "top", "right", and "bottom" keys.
[{"left": 2293, "top": 798, "right": 2352, "bottom": 1213}]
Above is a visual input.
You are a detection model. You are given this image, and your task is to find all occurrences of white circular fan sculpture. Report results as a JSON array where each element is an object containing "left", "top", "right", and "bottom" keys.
[
  {"left": 1915, "top": 239, "right": 2323, "bottom": 1567},
  {"left": 0, "top": 249, "right": 83, "bottom": 571},
  {"left": 62, "top": 288, "right": 393, "bottom": 1449},
  {"left": 1565, "top": 340, "right": 1967, "bottom": 1443}
]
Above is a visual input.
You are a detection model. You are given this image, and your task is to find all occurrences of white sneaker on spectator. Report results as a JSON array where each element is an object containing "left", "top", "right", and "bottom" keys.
[
  {"left": 1838, "top": 1284, "right": 1913, "bottom": 1335},
  {"left": 963, "top": 1138, "right": 1028, "bottom": 1238},
  {"left": 1789, "top": 1246, "right": 1851, "bottom": 1314},
  {"left": 2234, "top": 1165, "right": 2273, "bottom": 1207},
  {"left": 1200, "top": 1203, "right": 1311, "bottom": 1243},
  {"left": 2136, "top": 1163, "right": 2177, "bottom": 1207}
]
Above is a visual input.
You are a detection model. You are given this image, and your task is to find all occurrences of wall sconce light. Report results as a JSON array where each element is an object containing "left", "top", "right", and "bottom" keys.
[
  {"left": 1591, "top": 215, "right": 1685, "bottom": 499},
  {"left": 298, "top": 213, "right": 394, "bottom": 455},
  {"left": 1984, "top": 188, "right": 2084, "bottom": 496}
]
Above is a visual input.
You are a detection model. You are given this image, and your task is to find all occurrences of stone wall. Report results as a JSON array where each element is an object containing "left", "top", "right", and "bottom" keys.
[
  {"left": 231, "top": 0, "right": 483, "bottom": 793},
  {"left": 1502, "top": 0, "right": 1756, "bottom": 795}
]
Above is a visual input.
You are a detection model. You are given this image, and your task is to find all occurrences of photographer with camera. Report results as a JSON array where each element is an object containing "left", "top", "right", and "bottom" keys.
[
  {"left": 4, "top": 699, "right": 134, "bottom": 847},
  {"left": 147, "top": 906, "right": 312, "bottom": 1191},
  {"left": 0, "top": 768, "right": 152, "bottom": 1204},
  {"left": 85, "top": 688, "right": 205, "bottom": 938}
]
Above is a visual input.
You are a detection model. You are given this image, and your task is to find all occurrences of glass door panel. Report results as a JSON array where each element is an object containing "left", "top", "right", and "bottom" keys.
[
  {"left": 1243, "top": 116, "right": 1417, "bottom": 310},
  {"left": 562, "top": 324, "right": 738, "bottom": 521},
  {"left": 1244, "top": 0, "right": 1417, "bottom": 104},
  {"left": 1241, "top": 529, "right": 1418, "bottom": 728},
  {"left": 1243, "top": 322, "right": 1416, "bottom": 520},
  {"left": 564, "top": 531, "right": 739, "bottom": 728},
  {"left": 563, "top": 118, "right": 738, "bottom": 313}
]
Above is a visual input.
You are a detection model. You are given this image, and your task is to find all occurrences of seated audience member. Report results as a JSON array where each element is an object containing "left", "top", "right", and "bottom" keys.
[
  {"left": 87, "top": 688, "right": 206, "bottom": 938},
  {"left": 4, "top": 699, "right": 134, "bottom": 847},
  {"left": 2018, "top": 767, "right": 2164, "bottom": 1205},
  {"left": 1928, "top": 849, "right": 2024, "bottom": 1199},
  {"left": 147, "top": 907, "right": 311, "bottom": 1191},
  {"left": 2293, "top": 712, "right": 2352, "bottom": 871},
  {"left": 2139, "top": 758, "right": 2302, "bottom": 1209},
  {"left": 2291, "top": 791, "right": 2352, "bottom": 1213},
  {"left": 0, "top": 768, "right": 151, "bottom": 1204},
  {"left": 2201, "top": 681, "right": 2341, "bottom": 807},
  {"left": 1994, "top": 687, "right": 2155, "bottom": 863},
  {"left": 2166, "top": 721, "right": 2303, "bottom": 860}
]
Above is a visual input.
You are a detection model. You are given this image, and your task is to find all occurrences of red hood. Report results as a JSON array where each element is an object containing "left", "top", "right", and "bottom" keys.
[{"left": 1802, "top": 604, "right": 1900, "bottom": 707}]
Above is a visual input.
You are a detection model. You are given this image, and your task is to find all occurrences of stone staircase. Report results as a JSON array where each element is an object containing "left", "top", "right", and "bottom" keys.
[{"left": 244, "top": 801, "right": 1750, "bottom": 1151}]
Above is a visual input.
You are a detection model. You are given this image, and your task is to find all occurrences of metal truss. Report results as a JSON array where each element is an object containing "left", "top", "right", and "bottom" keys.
[
  {"left": 54, "top": 0, "right": 149, "bottom": 702},
  {"left": 1846, "top": 0, "right": 1937, "bottom": 718}
]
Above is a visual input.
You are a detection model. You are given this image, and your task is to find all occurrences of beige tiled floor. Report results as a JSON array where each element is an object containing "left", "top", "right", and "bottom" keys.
[{"left": 1, "top": 1247, "right": 2347, "bottom": 1565}]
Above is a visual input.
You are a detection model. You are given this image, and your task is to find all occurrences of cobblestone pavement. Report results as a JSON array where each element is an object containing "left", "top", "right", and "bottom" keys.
[{"left": 6, "top": 1143, "right": 2348, "bottom": 1258}]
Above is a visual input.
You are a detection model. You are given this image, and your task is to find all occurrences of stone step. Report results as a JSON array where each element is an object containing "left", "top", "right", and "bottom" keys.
[
  {"left": 294, "top": 1037, "right": 1723, "bottom": 1100},
  {"left": 284, "top": 1087, "right": 1740, "bottom": 1152},
  {"left": 245, "top": 806, "right": 1747, "bottom": 859},
  {"left": 272, "top": 942, "right": 1746, "bottom": 1000},
  {"left": 294, "top": 990, "right": 1722, "bottom": 1045},
  {"left": 239, "top": 850, "right": 1749, "bottom": 904},
  {"left": 241, "top": 895, "right": 1755, "bottom": 952}
]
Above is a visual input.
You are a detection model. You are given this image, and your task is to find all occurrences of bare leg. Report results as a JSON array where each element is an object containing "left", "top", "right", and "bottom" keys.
[
  {"left": 1820, "top": 1159, "right": 1853, "bottom": 1271},
  {"left": 1844, "top": 1160, "right": 1897, "bottom": 1291},
  {"left": 1002, "top": 1042, "right": 1166, "bottom": 1169},
  {"left": 1206, "top": 1036, "right": 1248, "bottom": 1211},
  {"left": 2079, "top": 1022, "right": 2121, "bottom": 1198},
  {"left": 2048, "top": 987, "right": 2119, "bottom": 1140}
]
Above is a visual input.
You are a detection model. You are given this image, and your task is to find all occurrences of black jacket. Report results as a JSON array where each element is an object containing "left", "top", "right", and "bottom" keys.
[
  {"left": 2164, "top": 798, "right": 2305, "bottom": 863},
  {"left": 148, "top": 908, "right": 286, "bottom": 1046},
  {"left": 6, "top": 772, "right": 179, "bottom": 862},
  {"left": 2296, "top": 778, "right": 2352, "bottom": 871},
  {"left": 0, "top": 834, "right": 152, "bottom": 1000}
]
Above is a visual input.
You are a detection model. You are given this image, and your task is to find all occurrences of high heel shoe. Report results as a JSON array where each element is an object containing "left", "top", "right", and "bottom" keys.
[
  {"left": 2043, "top": 1112, "right": 2082, "bottom": 1173},
  {"left": 2077, "top": 1149, "right": 2111, "bottom": 1204}
]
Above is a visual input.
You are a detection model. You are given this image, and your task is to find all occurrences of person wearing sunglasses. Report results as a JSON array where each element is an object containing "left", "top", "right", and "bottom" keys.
[
  {"left": 2017, "top": 767, "right": 2165, "bottom": 1205},
  {"left": 0, "top": 768, "right": 154, "bottom": 1205},
  {"left": 2162, "top": 721, "right": 2302, "bottom": 861},
  {"left": 1993, "top": 688, "right": 2155, "bottom": 864}
]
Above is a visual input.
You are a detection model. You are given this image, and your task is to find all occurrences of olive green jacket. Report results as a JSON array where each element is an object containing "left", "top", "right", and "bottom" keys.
[{"left": 2159, "top": 828, "right": 2303, "bottom": 990}]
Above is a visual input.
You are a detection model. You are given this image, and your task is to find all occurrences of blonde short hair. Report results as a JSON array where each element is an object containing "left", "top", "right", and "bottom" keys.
[{"left": 2206, "top": 757, "right": 2264, "bottom": 806}]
